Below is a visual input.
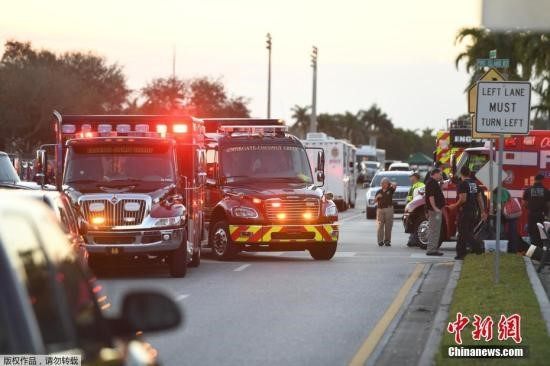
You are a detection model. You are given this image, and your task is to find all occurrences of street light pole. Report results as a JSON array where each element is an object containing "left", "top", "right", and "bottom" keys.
[
  {"left": 310, "top": 46, "right": 318, "bottom": 133},
  {"left": 266, "top": 33, "right": 272, "bottom": 119}
]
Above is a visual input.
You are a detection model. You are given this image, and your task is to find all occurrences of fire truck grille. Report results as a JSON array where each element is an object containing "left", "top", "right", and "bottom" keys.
[
  {"left": 81, "top": 199, "right": 146, "bottom": 226},
  {"left": 265, "top": 197, "right": 320, "bottom": 222}
]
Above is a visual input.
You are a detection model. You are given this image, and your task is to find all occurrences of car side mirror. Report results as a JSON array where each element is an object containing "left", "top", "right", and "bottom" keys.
[{"left": 110, "top": 291, "right": 182, "bottom": 337}]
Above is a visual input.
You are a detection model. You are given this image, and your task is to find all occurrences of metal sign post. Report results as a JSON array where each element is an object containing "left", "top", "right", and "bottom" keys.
[
  {"left": 475, "top": 80, "right": 531, "bottom": 284},
  {"left": 495, "top": 134, "right": 504, "bottom": 283}
]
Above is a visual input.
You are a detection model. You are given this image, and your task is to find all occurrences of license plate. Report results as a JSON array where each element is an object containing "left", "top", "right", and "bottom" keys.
[{"left": 109, "top": 247, "right": 121, "bottom": 255}]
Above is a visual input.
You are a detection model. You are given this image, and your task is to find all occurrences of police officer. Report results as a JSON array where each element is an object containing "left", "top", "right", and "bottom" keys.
[
  {"left": 406, "top": 172, "right": 425, "bottom": 247},
  {"left": 449, "top": 166, "right": 487, "bottom": 260},
  {"left": 375, "top": 178, "right": 397, "bottom": 247},
  {"left": 522, "top": 174, "right": 550, "bottom": 247}
]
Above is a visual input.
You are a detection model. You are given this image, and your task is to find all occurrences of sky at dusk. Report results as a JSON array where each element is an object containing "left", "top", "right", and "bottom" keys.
[{"left": 0, "top": 0, "right": 482, "bottom": 131}]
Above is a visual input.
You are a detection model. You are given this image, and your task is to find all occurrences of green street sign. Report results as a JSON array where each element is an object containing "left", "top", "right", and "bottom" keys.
[
  {"left": 476, "top": 58, "right": 510, "bottom": 69},
  {"left": 489, "top": 49, "right": 497, "bottom": 59}
]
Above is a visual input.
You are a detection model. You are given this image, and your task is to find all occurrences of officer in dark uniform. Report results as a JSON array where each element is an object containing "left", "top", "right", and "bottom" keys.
[
  {"left": 523, "top": 174, "right": 550, "bottom": 247},
  {"left": 449, "top": 166, "right": 487, "bottom": 260}
]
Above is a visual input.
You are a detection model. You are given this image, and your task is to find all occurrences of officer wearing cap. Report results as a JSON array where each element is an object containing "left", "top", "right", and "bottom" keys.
[{"left": 523, "top": 174, "right": 550, "bottom": 247}]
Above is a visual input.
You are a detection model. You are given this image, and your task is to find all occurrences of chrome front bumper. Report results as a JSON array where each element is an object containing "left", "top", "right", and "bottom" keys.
[{"left": 84, "top": 228, "right": 184, "bottom": 254}]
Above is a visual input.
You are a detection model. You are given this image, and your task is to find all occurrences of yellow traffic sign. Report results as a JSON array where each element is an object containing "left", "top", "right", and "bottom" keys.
[{"left": 468, "top": 68, "right": 506, "bottom": 114}]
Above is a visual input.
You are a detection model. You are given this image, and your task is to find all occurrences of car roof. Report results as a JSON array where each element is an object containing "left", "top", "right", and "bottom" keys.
[
  {"left": 375, "top": 170, "right": 413, "bottom": 176},
  {"left": 1, "top": 190, "right": 62, "bottom": 210}
]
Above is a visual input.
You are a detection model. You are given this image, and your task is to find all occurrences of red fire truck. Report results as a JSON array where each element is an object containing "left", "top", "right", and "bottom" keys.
[
  {"left": 36, "top": 112, "right": 207, "bottom": 277},
  {"left": 201, "top": 119, "right": 339, "bottom": 260},
  {"left": 441, "top": 130, "right": 550, "bottom": 241},
  {"left": 405, "top": 129, "right": 550, "bottom": 247}
]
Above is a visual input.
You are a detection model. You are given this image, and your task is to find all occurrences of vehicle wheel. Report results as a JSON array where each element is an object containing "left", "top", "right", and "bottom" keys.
[
  {"left": 188, "top": 246, "right": 201, "bottom": 268},
  {"left": 309, "top": 242, "right": 337, "bottom": 260},
  {"left": 210, "top": 220, "right": 237, "bottom": 260},
  {"left": 413, "top": 216, "right": 430, "bottom": 250},
  {"left": 366, "top": 207, "right": 376, "bottom": 220},
  {"left": 169, "top": 235, "right": 188, "bottom": 278}
]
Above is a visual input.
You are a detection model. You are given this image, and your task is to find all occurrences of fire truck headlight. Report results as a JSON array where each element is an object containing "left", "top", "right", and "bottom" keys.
[
  {"left": 232, "top": 207, "right": 259, "bottom": 218},
  {"left": 153, "top": 215, "right": 185, "bottom": 227},
  {"left": 325, "top": 203, "right": 338, "bottom": 217}
]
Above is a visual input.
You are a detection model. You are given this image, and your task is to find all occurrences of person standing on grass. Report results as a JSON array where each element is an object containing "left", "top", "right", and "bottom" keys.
[
  {"left": 375, "top": 178, "right": 397, "bottom": 247},
  {"left": 425, "top": 168, "right": 445, "bottom": 256},
  {"left": 522, "top": 174, "right": 550, "bottom": 247},
  {"left": 448, "top": 166, "right": 487, "bottom": 260}
]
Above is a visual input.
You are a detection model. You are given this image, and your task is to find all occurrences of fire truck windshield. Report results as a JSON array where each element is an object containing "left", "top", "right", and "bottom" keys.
[
  {"left": 221, "top": 145, "right": 313, "bottom": 183},
  {"left": 457, "top": 151, "right": 489, "bottom": 177},
  {"left": 64, "top": 144, "right": 175, "bottom": 187}
]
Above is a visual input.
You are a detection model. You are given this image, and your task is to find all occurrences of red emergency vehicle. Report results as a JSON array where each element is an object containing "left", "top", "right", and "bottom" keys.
[
  {"left": 201, "top": 119, "right": 339, "bottom": 260},
  {"left": 36, "top": 112, "right": 207, "bottom": 277},
  {"left": 404, "top": 128, "right": 550, "bottom": 246},
  {"left": 442, "top": 130, "right": 550, "bottom": 240}
]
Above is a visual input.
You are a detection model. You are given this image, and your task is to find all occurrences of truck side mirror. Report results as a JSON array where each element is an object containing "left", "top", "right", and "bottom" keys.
[
  {"left": 317, "top": 150, "right": 325, "bottom": 172},
  {"left": 450, "top": 154, "right": 457, "bottom": 176},
  {"left": 316, "top": 170, "right": 325, "bottom": 183},
  {"left": 35, "top": 149, "right": 48, "bottom": 186}
]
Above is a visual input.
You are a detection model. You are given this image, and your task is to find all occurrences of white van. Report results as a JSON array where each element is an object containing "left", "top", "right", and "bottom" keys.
[{"left": 302, "top": 133, "right": 357, "bottom": 211}]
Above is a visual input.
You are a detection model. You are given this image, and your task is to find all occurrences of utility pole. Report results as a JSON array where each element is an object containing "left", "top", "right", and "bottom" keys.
[
  {"left": 266, "top": 33, "right": 272, "bottom": 119},
  {"left": 172, "top": 45, "right": 176, "bottom": 78},
  {"left": 310, "top": 46, "right": 318, "bottom": 133}
]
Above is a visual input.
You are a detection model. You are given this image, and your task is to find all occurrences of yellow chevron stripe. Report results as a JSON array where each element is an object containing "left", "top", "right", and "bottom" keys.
[{"left": 262, "top": 225, "right": 282, "bottom": 242}]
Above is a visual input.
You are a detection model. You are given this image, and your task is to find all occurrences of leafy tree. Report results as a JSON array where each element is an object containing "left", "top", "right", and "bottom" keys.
[
  {"left": 455, "top": 28, "right": 550, "bottom": 120},
  {"left": 139, "top": 76, "right": 250, "bottom": 118},
  {"left": 0, "top": 41, "right": 129, "bottom": 153},
  {"left": 289, "top": 104, "right": 435, "bottom": 160}
]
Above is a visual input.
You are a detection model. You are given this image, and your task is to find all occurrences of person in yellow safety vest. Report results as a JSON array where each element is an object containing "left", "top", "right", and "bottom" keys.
[
  {"left": 407, "top": 172, "right": 425, "bottom": 203},
  {"left": 407, "top": 172, "right": 425, "bottom": 247}
]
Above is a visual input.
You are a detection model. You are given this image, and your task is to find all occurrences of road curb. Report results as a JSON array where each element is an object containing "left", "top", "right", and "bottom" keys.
[
  {"left": 523, "top": 256, "right": 550, "bottom": 335},
  {"left": 365, "top": 263, "right": 431, "bottom": 366},
  {"left": 417, "top": 260, "right": 462, "bottom": 366}
]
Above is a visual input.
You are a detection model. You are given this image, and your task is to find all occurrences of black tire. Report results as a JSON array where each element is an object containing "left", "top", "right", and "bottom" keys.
[
  {"left": 309, "top": 242, "right": 337, "bottom": 260},
  {"left": 414, "top": 215, "right": 445, "bottom": 250},
  {"left": 188, "top": 246, "right": 201, "bottom": 268},
  {"left": 210, "top": 220, "right": 237, "bottom": 260},
  {"left": 366, "top": 207, "right": 376, "bottom": 220},
  {"left": 169, "top": 234, "right": 188, "bottom": 278},
  {"left": 412, "top": 215, "right": 430, "bottom": 249}
]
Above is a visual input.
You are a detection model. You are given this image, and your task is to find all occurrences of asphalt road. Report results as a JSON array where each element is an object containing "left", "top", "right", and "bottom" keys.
[{"left": 98, "top": 190, "right": 456, "bottom": 366}]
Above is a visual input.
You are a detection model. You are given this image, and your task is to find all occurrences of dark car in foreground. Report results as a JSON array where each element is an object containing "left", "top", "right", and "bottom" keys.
[{"left": 0, "top": 194, "right": 182, "bottom": 365}]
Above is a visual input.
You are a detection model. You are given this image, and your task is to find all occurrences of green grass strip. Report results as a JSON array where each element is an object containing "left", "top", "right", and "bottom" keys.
[{"left": 435, "top": 254, "right": 550, "bottom": 365}]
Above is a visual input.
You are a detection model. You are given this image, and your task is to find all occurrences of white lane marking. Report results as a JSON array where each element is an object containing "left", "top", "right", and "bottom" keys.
[
  {"left": 175, "top": 294, "right": 190, "bottom": 301},
  {"left": 334, "top": 251, "right": 357, "bottom": 257},
  {"left": 234, "top": 264, "right": 251, "bottom": 272},
  {"left": 410, "top": 253, "right": 452, "bottom": 259}
]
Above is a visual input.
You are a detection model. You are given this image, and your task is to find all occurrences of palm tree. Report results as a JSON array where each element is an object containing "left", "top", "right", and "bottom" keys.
[
  {"left": 357, "top": 104, "right": 393, "bottom": 147},
  {"left": 289, "top": 105, "right": 310, "bottom": 138}
]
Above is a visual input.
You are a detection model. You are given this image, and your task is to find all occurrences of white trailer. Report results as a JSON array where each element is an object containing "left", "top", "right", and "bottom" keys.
[{"left": 302, "top": 133, "right": 357, "bottom": 211}]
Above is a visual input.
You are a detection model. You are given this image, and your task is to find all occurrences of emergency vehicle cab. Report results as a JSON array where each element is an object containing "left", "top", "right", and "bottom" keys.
[
  {"left": 202, "top": 119, "right": 339, "bottom": 260},
  {"left": 36, "top": 112, "right": 206, "bottom": 277}
]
